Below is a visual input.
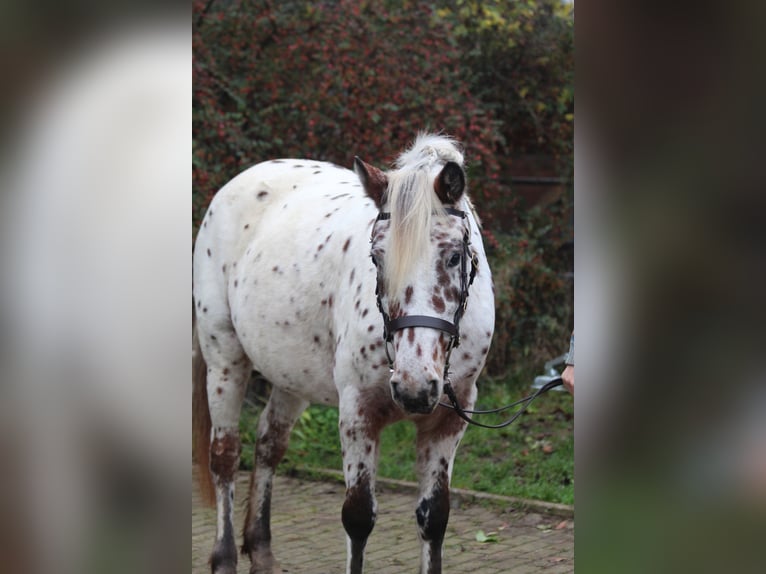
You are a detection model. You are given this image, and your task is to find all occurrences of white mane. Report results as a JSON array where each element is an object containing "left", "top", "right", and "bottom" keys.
[{"left": 385, "top": 133, "right": 465, "bottom": 297}]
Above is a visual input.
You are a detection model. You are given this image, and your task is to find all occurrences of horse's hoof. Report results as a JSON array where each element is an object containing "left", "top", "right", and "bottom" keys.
[
  {"left": 211, "top": 554, "right": 238, "bottom": 574},
  {"left": 249, "top": 556, "right": 282, "bottom": 574}
]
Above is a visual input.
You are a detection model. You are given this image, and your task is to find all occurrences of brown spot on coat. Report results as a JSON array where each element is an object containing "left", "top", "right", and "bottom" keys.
[
  {"left": 210, "top": 432, "right": 241, "bottom": 483},
  {"left": 405, "top": 285, "right": 413, "bottom": 304},
  {"left": 343, "top": 238, "right": 351, "bottom": 252},
  {"left": 443, "top": 285, "right": 459, "bottom": 302},
  {"left": 436, "top": 262, "right": 449, "bottom": 285},
  {"left": 355, "top": 386, "right": 403, "bottom": 440},
  {"left": 432, "top": 294, "right": 446, "bottom": 313}
]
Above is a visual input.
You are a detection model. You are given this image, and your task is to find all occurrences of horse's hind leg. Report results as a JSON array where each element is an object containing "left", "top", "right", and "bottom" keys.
[
  {"left": 242, "top": 387, "right": 308, "bottom": 574},
  {"left": 202, "top": 328, "right": 251, "bottom": 574}
]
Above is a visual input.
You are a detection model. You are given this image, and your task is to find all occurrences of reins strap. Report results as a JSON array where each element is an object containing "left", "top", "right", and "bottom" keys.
[{"left": 441, "top": 377, "right": 564, "bottom": 429}]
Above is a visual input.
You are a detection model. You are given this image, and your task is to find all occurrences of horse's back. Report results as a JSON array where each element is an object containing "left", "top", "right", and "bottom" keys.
[
  {"left": 195, "top": 160, "right": 323, "bottom": 262},
  {"left": 193, "top": 159, "right": 378, "bottom": 405},
  {"left": 193, "top": 161, "right": 299, "bottom": 345}
]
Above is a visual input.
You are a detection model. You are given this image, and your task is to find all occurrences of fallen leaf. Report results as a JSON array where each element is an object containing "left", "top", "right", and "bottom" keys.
[
  {"left": 542, "top": 444, "right": 554, "bottom": 454},
  {"left": 554, "top": 520, "right": 569, "bottom": 530},
  {"left": 475, "top": 530, "right": 499, "bottom": 543}
]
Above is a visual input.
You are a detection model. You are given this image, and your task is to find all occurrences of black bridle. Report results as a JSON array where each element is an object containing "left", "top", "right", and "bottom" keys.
[
  {"left": 371, "top": 206, "right": 562, "bottom": 428},
  {"left": 372, "top": 206, "right": 476, "bottom": 376}
]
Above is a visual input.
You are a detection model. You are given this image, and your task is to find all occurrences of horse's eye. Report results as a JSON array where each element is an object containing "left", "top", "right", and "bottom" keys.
[{"left": 448, "top": 252, "right": 461, "bottom": 267}]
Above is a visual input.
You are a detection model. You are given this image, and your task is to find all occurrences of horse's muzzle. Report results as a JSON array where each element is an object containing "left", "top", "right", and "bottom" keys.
[{"left": 390, "top": 379, "right": 440, "bottom": 414}]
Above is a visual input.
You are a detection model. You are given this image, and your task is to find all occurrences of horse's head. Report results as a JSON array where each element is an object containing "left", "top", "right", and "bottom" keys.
[{"left": 355, "top": 138, "right": 476, "bottom": 415}]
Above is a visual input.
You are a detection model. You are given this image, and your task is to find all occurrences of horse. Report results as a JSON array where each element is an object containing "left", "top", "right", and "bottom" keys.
[{"left": 192, "top": 133, "right": 495, "bottom": 574}]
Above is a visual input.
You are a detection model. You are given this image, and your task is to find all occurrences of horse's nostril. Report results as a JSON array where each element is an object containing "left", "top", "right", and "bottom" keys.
[
  {"left": 429, "top": 380, "right": 439, "bottom": 395},
  {"left": 390, "top": 381, "right": 400, "bottom": 397}
]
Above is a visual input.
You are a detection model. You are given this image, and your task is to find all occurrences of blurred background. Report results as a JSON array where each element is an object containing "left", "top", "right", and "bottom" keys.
[
  {"left": 576, "top": 1, "right": 766, "bottom": 572},
  {"left": 0, "top": 3, "right": 189, "bottom": 574}
]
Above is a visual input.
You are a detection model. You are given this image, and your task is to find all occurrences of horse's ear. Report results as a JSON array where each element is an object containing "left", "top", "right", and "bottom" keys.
[
  {"left": 434, "top": 161, "right": 466, "bottom": 205},
  {"left": 354, "top": 156, "right": 388, "bottom": 208}
]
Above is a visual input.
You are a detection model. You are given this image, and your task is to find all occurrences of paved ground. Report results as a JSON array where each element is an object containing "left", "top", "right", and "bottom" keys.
[{"left": 192, "top": 469, "right": 574, "bottom": 573}]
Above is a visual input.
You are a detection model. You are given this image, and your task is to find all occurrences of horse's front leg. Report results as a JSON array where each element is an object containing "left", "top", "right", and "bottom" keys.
[
  {"left": 338, "top": 388, "right": 385, "bottom": 574},
  {"left": 414, "top": 410, "right": 469, "bottom": 574}
]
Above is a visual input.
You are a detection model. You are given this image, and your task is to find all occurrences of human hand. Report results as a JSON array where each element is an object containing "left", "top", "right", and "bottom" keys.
[{"left": 561, "top": 365, "right": 574, "bottom": 395}]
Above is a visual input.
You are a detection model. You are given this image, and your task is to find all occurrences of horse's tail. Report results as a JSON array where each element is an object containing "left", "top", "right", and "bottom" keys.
[{"left": 192, "top": 304, "right": 215, "bottom": 506}]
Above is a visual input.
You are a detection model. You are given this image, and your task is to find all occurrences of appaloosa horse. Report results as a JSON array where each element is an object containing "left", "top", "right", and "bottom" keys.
[{"left": 193, "top": 134, "right": 495, "bottom": 574}]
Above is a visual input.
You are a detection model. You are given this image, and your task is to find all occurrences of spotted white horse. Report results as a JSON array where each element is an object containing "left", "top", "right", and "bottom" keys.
[{"left": 193, "top": 134, "right": 495, "bottom": 574}]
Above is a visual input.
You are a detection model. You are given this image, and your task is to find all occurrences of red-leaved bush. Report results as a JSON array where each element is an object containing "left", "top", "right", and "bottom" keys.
[{"left": 193, "top": 0, "right": 503, "bottom": 229}]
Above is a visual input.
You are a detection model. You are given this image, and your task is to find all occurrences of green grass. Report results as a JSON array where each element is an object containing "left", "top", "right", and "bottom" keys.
[{"left": 239, "top": 378, "right": 573, "bottom": 505}]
